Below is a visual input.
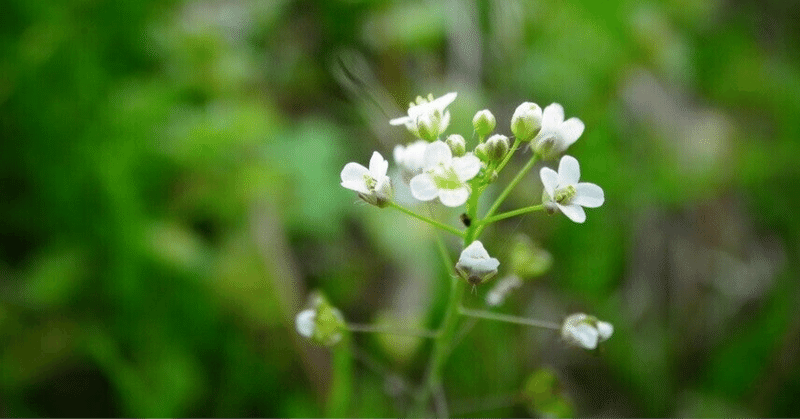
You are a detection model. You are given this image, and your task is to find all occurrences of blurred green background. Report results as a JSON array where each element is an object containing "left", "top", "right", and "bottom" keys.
[{"left": 2, "top": 0, "right": 800, "bottom": 417}]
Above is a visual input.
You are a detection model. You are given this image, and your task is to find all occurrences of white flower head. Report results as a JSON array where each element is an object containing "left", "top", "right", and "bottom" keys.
[
  {"left": 532, "top": 103, "right": 584, "bottom": 159},
  {"left": 455, "top": 240, "right": 500, "bottom": 286},
  {"left": 409, "top": 141, "right": 481, "bottom": 207},
  {"left": 393, "top": 140, "right": 428, "bottom": 178},
  {"left": 540, "top": 155, "right": 604, "bottom": 223},
  {"left": 561, "top": 313, "right": 613, "bottom": 350},
  {"left": 341, "top": 151, "right": 393, "bottom": 207},
  {"left": 390, "top": 92, "right": 457, "bottom": 141}
]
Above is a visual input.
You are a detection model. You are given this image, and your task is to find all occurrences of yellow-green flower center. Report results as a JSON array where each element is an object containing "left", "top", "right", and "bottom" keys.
[{"left": 554, "top": 185, "right": 576, "bottom": 204}]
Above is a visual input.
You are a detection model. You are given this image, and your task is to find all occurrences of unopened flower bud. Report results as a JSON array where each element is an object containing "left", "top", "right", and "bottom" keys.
[
  {"left": 416, "top": 111, "right": 441, "bottom": 142},
  {"left": 472, "top": 109, "right": 496, "bottom": 136},
  {"left": 446, "top": 134, "right": 466, "bottom": 157},
  {"left": 511, "top": 102, "right": 543, "bottom": 141},
  {"left": 474, "top": 142, "right": 490, "bottom": 162},
  {"left": 455, "top": 241, "right": 500, "bottom": 286},
  {"left": 486, "top": 134, "right": 510, "bottom": 161},
  {"left": 295, "top": 293, "right": 347, "bottom": 346},
  {"left": 561, "top": 313, "right": 613, "bottom": 350}
]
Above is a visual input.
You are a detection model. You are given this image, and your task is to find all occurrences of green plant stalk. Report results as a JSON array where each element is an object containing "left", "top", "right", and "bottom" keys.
[
  {"left": 458, "top": 307, "right": 561, "bottom": 330},
  {"left": 325, "top": 334, "right": 354, "bottom": 417},
  {"left": 346, "top": 323, "right": 438, "bottom": 338},
  {"left": 494, "top": 137, "right": 522, "bottom": 175},
  {"left": 477, "top": 204, "right": 545, "bottom": 225},
  {"left": 389, "top": 201, "right": 465, "bottom": 238},
  {"left": 476, "top": 153, "right": 539, "bottom": 237},
  {"left": 415, "top": 186, "right": 483, "bottom": 415}
]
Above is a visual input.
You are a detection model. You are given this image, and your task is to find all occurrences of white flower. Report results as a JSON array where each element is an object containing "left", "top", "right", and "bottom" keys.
[
  {"left": 455, "top": 240, "right": 500, "bottom": 286},
  {"left": 532, "top": 103, "right": 584, "bottom": 159},
  {"left": 561, "top": 313, "right": 613, "bottom": 350},
  {"left": 393, "top": 140, "right": 428, "bottom": 177},
  {"left": 540, "top": 155, "right": 604, "bottom": 223},
  {"left": 341, "top": 151, "right": 393, "bottom": 207},
  {"left": 390, "top": 92, "right": 457, "bottom": 141},
  {"left": 409, "top": 141, "right": 481, "bottom": 207},
  {"left": 295, "top": 309, "right": 316, "bottom": 338}
]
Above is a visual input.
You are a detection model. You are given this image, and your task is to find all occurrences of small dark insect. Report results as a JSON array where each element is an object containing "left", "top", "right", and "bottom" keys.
[{"left": 460, "top": 213, "right": 472, "bottom": 227}]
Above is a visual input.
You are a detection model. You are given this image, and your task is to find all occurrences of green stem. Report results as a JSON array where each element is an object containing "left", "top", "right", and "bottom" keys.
[
  {"left": 495, "top": 137, "right": 521, "bottom": 175},
  {"left": 325, "top": 334, "right": 354, "bottom": 417},
  {"left": 389, "top": 201, "right": 465, "bottom": 238},
  {"left": 346, "top": 323, "right": 438, "bottom": 338},
  {"left": 458, "top": 307, "right": 561, "bottom": 330},
  {"left": 475, "top": 154, "right": 539, "bottom": 237},
  {"left": 477, "top": 204, "right": 544, "bottom": 225}
]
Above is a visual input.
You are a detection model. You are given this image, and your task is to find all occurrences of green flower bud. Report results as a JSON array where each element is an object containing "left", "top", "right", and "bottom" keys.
[
  {"left": 486, "top": 134, "right": 510, "bottom": 161},
  {"left": 472, "top": 109, "right": 496, "bottom": 136},
  {"left": 446, "top": 134, "right": 466, "bottom": 157},
  {"left": 510, "top": 102, "right": 543, "bottom": 141},
  {"left": 295, "top": 293, "right": 346, "bottom": 346},
  {"left": 474, "top": 142, "right": 491, "bottom": 162}
]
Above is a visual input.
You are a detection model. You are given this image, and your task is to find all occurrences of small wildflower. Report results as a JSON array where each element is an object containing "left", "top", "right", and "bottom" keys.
[
  {"left": 532, "top": 103, "right": 584, "bottom": 159},
  {"left": 561, "top": 313, "right": 613, "bottom": 350},
  {"left": 455, "top": 241, "right": 500, "bottom": 286},
  {"left": 540, "top": 155, "right": 604, "bottom": 223},
  {"left": 409, "top": 141, "right": 481, "bottom": 207},
  {"left": 390, "top": 92, "right": 457, "bottom": 141},
  {"left": 341, "top": 151, "right": 393, "bottom": 207}
]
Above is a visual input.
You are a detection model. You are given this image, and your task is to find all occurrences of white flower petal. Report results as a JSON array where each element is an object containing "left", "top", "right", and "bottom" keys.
[
  {"left": 559, "top": 117, "right": 584, "bottom": 149},
  {"left": 542, "top": 103, "right": 565, "bottom": 130},
  {"left": 574, "top": 183, "right": 604, "bottom": 208},
  {"left": 540, "top": 167, "right": 559, "bottom": 198},
  {"left": 461, "top": 241, "right": 490, "bottom": 259},
  {"left": 390, "top": 116, "right": 412, "bottom": 126},
  {"left": 393, "top": 144, "right": 405, "bottom": 165},
  {"left": 438, "top": 187, "right": 470, "bottom": 207},
  {"left": 423, "top": 141, "right": 452, "bottom": 169},
  {"left": 558, "top": 155, "right": 581, "bottom": 184},
  {"left": 430, "top": 92, "right": 457, "bottom": 110},
  {"left": 558, "top": 204, "right": 586, "bottom": 223},
  {"left": 452, "top": 154, "right": 481, "bottom": 182},
  {"left": 368, "top": 151, "right": 388, "bottom": 178},
  {"left": 340, "top": 162, "right": 370, "bottom": 194},
  {"left": 596, "top": 321, "right": 614, "bottom": 341},
  {"left": 573, "top": 323, "right": 599, "bottom": 349},
  {"left": 409, "top": 174, "right": 439, "bottom": 201},
  {"left": 295, "top": 309, "right": 316, "bottom": 338}
]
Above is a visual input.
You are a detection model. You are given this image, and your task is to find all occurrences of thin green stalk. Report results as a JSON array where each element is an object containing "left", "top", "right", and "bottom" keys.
[
  {"left": 494, "top": 137, "right": 521, "bottom": 175},
  {"left": 346, "top": 323, "right": 438, "bottom": 338},
  {"left": 325, "top": 334, "right": 354, "bottom": 417},
  {"left": 389, "top": 201, "right": 465, "bottom": 238},
  {"left": 458, "top": 307, "right": 561, "bottom": 330},
  {"left": 476, "top": 153, "right": 539, "bottom": 237},
  {"left": 477, "top": 204, "right": 544, "bottom": 226}
]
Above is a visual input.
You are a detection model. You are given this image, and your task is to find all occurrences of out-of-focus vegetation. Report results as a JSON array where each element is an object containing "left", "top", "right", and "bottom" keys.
[{"left": 2, "top": 0, "right": 800, "bottom": 416}]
